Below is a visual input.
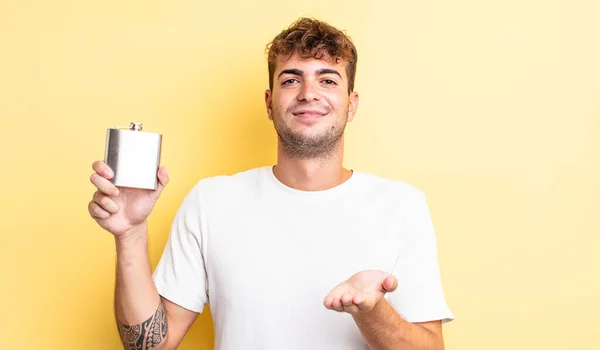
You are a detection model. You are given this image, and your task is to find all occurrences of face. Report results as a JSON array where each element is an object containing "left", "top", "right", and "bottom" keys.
[{"left": 265, "top": 53, "right": 359, "bottom": 159}]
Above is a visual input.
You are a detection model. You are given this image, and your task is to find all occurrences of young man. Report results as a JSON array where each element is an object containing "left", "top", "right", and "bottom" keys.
[{"left": 89, "top": 17, "right": 453, "bottom": 350}]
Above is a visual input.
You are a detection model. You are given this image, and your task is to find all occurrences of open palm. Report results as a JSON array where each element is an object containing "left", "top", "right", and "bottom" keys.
[{"left": 324, "top": 270, "right": 398, "bottom": 315}]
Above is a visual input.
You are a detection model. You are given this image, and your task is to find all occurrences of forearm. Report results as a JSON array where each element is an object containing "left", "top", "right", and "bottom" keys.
[
  {"left": 114, "top": 222, "right": 167, "bottom": 349},
  {"left": 353, "top": 299, "right": 442, "bottom": 350}
]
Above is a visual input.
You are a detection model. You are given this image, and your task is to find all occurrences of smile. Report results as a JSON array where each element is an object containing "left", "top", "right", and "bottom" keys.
[{"left": 293, "top": 111, "right": 327, "bottom": 119}]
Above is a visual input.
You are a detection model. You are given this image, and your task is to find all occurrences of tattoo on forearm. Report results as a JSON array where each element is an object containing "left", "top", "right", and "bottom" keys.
[{"left": 117, "top": 301, "right": 168, "bottom": 350}]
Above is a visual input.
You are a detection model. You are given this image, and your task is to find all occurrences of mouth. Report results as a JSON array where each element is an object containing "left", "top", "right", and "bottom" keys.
[{"left": 292, "top": 110, "right": 328, "bottom": 119}]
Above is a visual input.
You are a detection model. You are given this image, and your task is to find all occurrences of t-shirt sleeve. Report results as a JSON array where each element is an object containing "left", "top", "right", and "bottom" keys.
[
  {"left": 386, "top": 190, "right": 454, "bottom": 324},
  {"left": 152, "top": 183, "right": 208, "bottom": 313}
]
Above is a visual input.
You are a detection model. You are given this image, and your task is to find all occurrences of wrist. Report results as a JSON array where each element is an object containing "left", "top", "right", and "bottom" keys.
[{"left": 115, "top": 222, "right": 148, "bottom": 247}]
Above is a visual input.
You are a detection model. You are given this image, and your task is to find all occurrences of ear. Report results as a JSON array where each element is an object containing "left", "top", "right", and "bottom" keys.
[
  {"left": 265, "top": 89, "right": 273, "bottom": 120},
  {"left": 347, "top": 91, "right": 359, "bottom": 122}
]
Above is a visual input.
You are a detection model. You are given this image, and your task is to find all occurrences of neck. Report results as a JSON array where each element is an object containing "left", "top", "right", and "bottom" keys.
[{"left": 273, "top": 136, "right": 352, "bottom": 191}]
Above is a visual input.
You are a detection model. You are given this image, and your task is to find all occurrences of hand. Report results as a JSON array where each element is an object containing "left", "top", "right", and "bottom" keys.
[
  {"left": 88, "top": 160, "right": 169, "bottom": 237},
  {"left": 323, "top": 270, "right": 398, "bottom": 315}
]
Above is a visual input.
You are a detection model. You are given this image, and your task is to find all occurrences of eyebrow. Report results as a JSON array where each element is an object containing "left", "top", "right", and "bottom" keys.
[
  {"left": 316, "top": 68, "right": 342, "bottom": 79},
  {"left": 277, "top": 68, "right": 343, "bottom": 79},
  {"left": 278, "top": 69, "right": 303, "bottom": 78}
]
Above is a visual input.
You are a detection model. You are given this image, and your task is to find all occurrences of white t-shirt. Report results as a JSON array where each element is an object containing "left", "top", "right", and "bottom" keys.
[{"left": 152, "top": 166, "right": 453, "bottom": 349}]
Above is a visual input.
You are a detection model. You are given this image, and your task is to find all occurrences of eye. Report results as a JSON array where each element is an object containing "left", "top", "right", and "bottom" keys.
[
  {"left": 322, "top": 79, "right": 337, "bottom": 85},
  {"left": 282, "top": 78, "right": 299, "bottom": 85}
]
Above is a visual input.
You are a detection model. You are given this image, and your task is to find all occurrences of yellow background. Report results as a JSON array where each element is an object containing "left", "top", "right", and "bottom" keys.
[{"left": 1, "top": 0, "right": 598, "bottom": 349}]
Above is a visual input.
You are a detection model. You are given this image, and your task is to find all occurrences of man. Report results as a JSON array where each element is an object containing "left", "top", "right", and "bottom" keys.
[{"left": 89, "top": 17, "right": 453, "bottom": 350}]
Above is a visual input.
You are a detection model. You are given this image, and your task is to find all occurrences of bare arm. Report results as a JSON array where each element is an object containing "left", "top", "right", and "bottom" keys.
[
  {"left": 114, "top": 223, "right": 165, "bottom": 349},
  {"left": 324, "top": 270, "right": 445, "bottom": 350},
  {"left": 352, "top": 298, "right": 444, "bottom": 350},
  {"left": 88, "top": 161, "right": 197, "bottom": 349},
  {"left": 114, "top": 224, "right": 198, "bottom": 350}
]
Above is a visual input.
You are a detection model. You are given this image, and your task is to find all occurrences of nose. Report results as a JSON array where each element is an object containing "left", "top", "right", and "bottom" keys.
[{"left": 297, "top": 80, "right": 320, "bottom": 102}]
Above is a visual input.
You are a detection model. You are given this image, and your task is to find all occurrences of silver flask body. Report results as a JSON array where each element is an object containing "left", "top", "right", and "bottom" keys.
[{"left": 104, "top": 122, "right": 162, "bottom": 190}]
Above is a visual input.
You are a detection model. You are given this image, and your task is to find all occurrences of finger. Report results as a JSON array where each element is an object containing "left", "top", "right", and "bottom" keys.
[
  {"left": 323, "top": 296, "right": 334, "bottom": 309},
  {"left": 353, "top": 292, "right": 375, "bottom": 311},
  {"left": 324, "top": 287, "right": 344, "bottom": 305},
  {"left": 332, "top": 297, "right": 344, "bottom": 312},
  {"left": 90, "top": 173, "right": 119, "bottom": 196},
  {"left": 382, "top": 275, "right": 398, "bottom": 293},
  {"left": 158, "top": 166, "right": 169, "bottom": 187},
  {"left": 152, "top": 166, "right": 169, "bottom": 199},
  {"left": 89, "top": 201, "right": 110, "bottom": 220},
  {"left": 341, "top": 293, "right": 354, "bottom": 307},
  {"left": 343, "top": 304, "right": 360, "bottom": 314},
  {"left": 92, "top": 161, "right": 114, "bottom": 180},
  {"left": 93, "top": 191, "right": 119, "bottom": 214}
]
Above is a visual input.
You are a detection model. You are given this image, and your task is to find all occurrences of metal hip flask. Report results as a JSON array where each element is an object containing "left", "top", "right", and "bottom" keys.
[{"left": 104, "top": 122, "right": 162, "bottom": 190}]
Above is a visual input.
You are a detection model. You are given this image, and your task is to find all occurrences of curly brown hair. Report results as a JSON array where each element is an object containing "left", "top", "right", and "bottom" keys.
[{"left": 265, "top": 17, "right": 358, "bottom": 94}]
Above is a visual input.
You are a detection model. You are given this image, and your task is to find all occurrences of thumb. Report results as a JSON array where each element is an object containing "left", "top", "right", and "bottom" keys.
[
  {"left": 382, "top": 275, "right": 398, "bottom": 293},
  {"left": 152, "top": 166, "right": 169, "bottom": 199}
]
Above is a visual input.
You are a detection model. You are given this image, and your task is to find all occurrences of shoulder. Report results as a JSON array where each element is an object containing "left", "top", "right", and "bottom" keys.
[
  {"left": 186, "top": 166, "right": 266, "bottom": 200},
  {"left": 353, "top": 170, "right": 427, "bottom": 204}
]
